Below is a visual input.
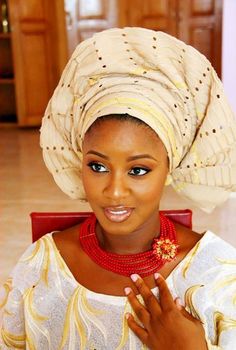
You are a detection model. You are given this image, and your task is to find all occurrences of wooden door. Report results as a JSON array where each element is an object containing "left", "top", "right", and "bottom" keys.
[
  {"left": 0, "top": 0, "right": 16, "bottom": 123},
  {"left": 64, "top": 0, "right": 118, "bottom": 56},
  {"left": 178, "top": 0, "right": 222, "bottom": 76},
  {"left": 63, "top": 0, "right": 222, "bottom": 76},
  {"left": 118, "top": 0, "right": 222, "bottom": 76},
  {"left": 8, "top": 0, "right": 65, "bottom": 126},
  {"left": 119, "top": 0, "right": 178, "bottom": 36}
]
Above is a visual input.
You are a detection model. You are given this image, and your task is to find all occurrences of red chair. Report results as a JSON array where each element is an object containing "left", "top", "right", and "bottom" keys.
[{"left": 30, "top": 210, "right": 192, "bottom": 242}]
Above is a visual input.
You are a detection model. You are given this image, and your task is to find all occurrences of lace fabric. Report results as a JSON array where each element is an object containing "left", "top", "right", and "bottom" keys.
[{"left": 1, "top": 231, "right": 236, "bottom": 349}]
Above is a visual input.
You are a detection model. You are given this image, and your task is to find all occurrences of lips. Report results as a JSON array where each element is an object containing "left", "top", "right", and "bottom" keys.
[{"left": 104, "top": 206, "right": 133, "bottom": 223}]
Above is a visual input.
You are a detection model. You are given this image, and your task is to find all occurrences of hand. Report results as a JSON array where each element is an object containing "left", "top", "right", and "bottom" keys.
[{"left": 124, "top": 273, "right": 207, "bottom": 350}]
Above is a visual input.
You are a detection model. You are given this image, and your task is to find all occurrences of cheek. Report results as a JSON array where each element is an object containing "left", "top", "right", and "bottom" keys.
[
  {"left": 132, "top": 171, "right": 167, "bottom": 198},
  {"left": 132, "top": 182, "right": 164, "bottom": 202},
  {"left": 82, "top": 165, "right": 104, "bottom": 200},
  {"left": 81, "top": 165, "right": 94, "bottom": 196}
]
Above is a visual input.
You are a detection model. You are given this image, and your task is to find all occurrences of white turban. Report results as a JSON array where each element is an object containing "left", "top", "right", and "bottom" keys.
[{"left": 40, "top": 27, "right": 236, "bottom": 213}]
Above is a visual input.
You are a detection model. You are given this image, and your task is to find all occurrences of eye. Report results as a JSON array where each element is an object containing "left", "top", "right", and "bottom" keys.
[
  {"left": 128, "top": 167, "right": 150, "bottom": 176},
  {"left": 87, "top": 162, "right": 108, "bottom": 173}
]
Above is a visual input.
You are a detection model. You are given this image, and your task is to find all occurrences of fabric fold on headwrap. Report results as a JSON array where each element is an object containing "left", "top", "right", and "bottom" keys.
[{"left": 40, "top": 27, "right": 236, "bottom": 212}]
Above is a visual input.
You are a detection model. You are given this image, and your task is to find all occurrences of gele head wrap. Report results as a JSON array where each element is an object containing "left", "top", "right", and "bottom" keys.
[{"left": 40, "top": 27, "right": 236, "bottom": 213}]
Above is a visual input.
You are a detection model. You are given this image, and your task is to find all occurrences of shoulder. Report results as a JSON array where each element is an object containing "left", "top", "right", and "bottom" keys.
[
  {"left": 176, "top": 232, "right": 236, "bottom": 346},
  {"left": 0, "top": 237, "right": 50, "bottom": 331},
  {"left": 195, "top": 231, "right": 236, "bottom": 287},
  {"left": 175, "top": 222, "right": 236, "bottom": 273},
  {"left": 172, "top": 231, "right": 236, "bottom": 297},
  {"left": 1, "top": 233, "right": 59, "bottom": 294},
  {"left": 191, "top": 230, "right": 236, "bottom": 265},
  {"left": 52, "top": 223, "right": 82, "bottom": 256}
]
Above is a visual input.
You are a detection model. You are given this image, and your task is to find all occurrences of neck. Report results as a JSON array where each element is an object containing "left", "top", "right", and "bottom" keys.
[{"left": 96, "top": 212, "right": 160, "bottom": 254}]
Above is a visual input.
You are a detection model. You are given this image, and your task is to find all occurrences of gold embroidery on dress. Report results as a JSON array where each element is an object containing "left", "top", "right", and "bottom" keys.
[
  {"left": 45, "top": 235, "right": 74, "bottom": 301},
  {"left": 20, "top": 241, "right": 41, "bottom": 263},
  {"left": 23, "top": 288, "right": 48, "bottom": 322},
  {"left": 184, "top": 285, "right": 203, "bottom": 320},
  {"left": 182, "top": 241, "right": 201, "bottom": 278},
  {"left": 0, "top": 278, "right": 12, "bottom": 309},
  {"left": 23, "top": 286, "right": 50, "bottom": 350},
  {"left": 47, "top": 234, "right": 75, "bottom": 302},
  {"left": 213, "top": 311, "right": 236, "bottom": 345},
  {"left": 1, "top": 328, "right": 26, "bottom": 349},
  {"left": 80, "top": 287, "right": 107, "bottom": 342},
  {"left": 60, "top": 286, "right": 87, "bottom": 350},
  {"left": 81, "top": 288, "right": 103, "bottom": 316},
  {"left": 60, "top": 286, "right": 107, "bottom": 350},
  {"left": 116, "top": 295, "right": 148, "bottom": 350},
  {"left": 3, "top": 309, "right": 13, "bottom": 317},
  {"left": 217, "top": 258, "right": 236, "bottom": 265},
  {"left": 211, "top": 276, "right": 236, "bottom": 294},
  {"left": 20, "top": 237, "right": 50, "bottom": 286},
  {"left": 41, "top": 237, "right": 51, "bottom": 286}
]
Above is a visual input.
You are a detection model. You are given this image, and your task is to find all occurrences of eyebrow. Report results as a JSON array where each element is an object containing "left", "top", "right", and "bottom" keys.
[{"left": 86, "top": 150, "right": 157, "bottom": 161}]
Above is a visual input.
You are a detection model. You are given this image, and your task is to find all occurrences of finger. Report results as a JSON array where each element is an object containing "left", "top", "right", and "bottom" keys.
[
  {"left": 130, "top": 274, "right": 161, "bottom": 314},
  {"left": 126, "top": 312, "right": 148, "bottom": 344},
  {"left": 154, "top": 273, "right": 175, "bottom": 311},
  {"left": 174, "top": 297, "right": 185, "bottom": 311},
  {"left": 124, "top": 287, "right": 150, "bottom": 326}
]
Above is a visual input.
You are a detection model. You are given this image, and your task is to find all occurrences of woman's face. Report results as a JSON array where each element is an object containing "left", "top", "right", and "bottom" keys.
[{"left": 82, "top": 118, "right": 169, "bottom": 236}]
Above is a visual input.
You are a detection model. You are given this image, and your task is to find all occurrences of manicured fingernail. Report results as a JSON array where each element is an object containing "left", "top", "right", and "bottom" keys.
[
  {"left": 130, "top": 274, "right": 139, "bottom": 282},
  {"left": 125, "top": 312, "right": 131, "bottom": 319},
  {"left": 124, "top": 287, "right": 132, "bottom": 295},
  {"left": 154, "top": 272, "right": 160, "bottom": 280}
]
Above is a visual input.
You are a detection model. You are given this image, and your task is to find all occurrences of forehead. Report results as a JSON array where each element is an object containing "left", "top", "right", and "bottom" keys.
[
  {"left": 84, "top": 118, "right": 157, "bottom": 141},
  {"left": 83, "top": 118, "right": 167, "bottom": 157}
]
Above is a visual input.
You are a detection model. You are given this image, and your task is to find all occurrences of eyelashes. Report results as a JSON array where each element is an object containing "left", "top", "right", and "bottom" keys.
[
  {"left": 128, "top": 167, "right": 150, "bottom": 176},
  {"left": 87, "top": 162, "right": 108, "bottom": 173},
  {"left": 87, "top": 162, "right": 151, "bottom": 176}
]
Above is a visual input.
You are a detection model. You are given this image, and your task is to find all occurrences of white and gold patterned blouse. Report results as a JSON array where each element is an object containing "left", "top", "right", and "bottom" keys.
[{"left": 1, "top": 231, "right": 236, "bottom": 349}]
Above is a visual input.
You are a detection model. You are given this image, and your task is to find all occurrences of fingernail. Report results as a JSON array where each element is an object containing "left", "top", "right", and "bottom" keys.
[
  {"left": 125, "top": 312, "right": 131, "bottom": 319},
  {"left": 154, "top": 272, "right": 160, "bottom": 280},
  {"left": 130, "top": 274, "right": 139, "bottom": 282},
  {"left": 124, "top": 287, "right": 132, "bottom": 295}
]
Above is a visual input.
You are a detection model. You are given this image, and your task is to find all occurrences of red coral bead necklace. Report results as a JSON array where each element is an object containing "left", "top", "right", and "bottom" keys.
[{"left": 79, "top": 213, "right": 178, "bottom": 278}]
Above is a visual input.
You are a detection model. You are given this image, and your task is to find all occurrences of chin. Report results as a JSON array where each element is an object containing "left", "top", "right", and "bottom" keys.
[
  {"left": 95, "top": 209, "right": 145, "bottom": 236},
  {"left": 99, "top": 217, "right": 134, "bottom": 234}
]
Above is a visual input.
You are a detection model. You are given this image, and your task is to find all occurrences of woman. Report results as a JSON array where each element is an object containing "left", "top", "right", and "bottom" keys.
[{"left": 1, "top": 27, "right": 236, "bottom": 349}]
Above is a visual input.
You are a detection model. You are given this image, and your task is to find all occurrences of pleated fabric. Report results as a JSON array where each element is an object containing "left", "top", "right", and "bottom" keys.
[{"left": 40, "top": 27, "right": 236, "bottom": 212}]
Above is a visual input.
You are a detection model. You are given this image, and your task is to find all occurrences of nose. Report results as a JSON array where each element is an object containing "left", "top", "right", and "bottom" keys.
[{"left": 103, "top": 172, "right": 130, "bottom": 200}]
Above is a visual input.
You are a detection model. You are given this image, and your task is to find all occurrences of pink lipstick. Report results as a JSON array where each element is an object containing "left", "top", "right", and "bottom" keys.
[{"left": 104, "top": 207, "right": 133, "bottom": 223}]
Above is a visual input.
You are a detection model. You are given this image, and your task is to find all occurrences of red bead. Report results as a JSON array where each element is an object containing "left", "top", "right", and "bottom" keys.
[{"left": 79, "top": 213, "right": 178, "bottom": 277}]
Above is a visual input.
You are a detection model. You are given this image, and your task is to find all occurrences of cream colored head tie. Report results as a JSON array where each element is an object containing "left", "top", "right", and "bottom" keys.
[{"left": 40, "top": 27, "right": 236, "bottom": 213}]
